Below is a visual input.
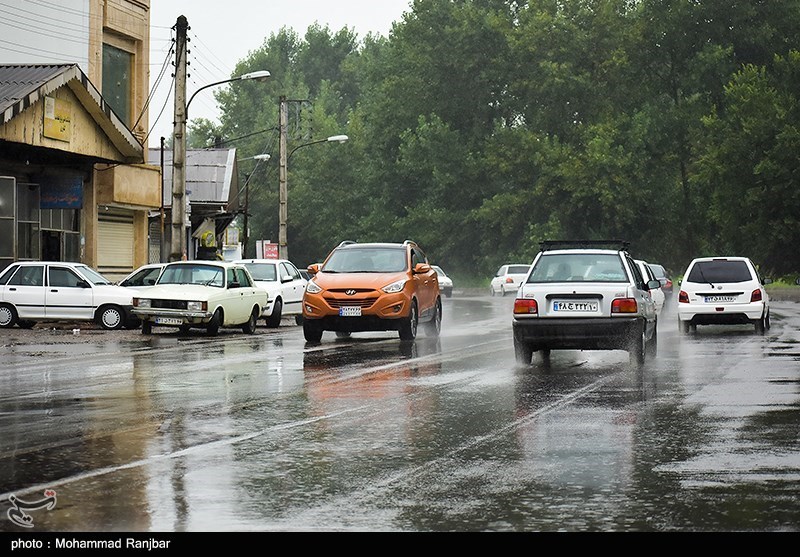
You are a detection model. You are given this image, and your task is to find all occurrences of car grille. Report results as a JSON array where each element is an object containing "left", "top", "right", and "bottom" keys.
[
  {"left": 152, "top": 299, "right": 188, "bottom": 310},
  {"left": 326, "top": 297, "right": 378, "bottom": 309}
]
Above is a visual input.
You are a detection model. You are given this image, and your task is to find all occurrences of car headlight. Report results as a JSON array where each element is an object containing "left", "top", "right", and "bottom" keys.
[
  {"left": 187, "top": 301, "right": 204, "bottom": 311},
  {"left": 382, "top": 279, "right": 406, "bottom": 294},
  {"left": 135, "top": 298, "right": 151, "bottom": 308},
  {"left": 306, "top": 280, "right": 322, "bottom": 294}
]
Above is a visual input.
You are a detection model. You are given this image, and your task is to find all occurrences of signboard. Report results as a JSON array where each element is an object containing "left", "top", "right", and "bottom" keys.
[
  {"left": 43, "top": 96, "right": 71, "bottom": 142},
  {"left": 39, "top": 175, "right": 83, "bottom": 209},
  {"left": 256, "top": 240, "right": 279, "bottom": 259}
]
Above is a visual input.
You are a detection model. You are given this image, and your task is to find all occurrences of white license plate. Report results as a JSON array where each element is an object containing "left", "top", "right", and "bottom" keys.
[
  {"left": 155, "top": 317, "right": 183, "bottom": 326},
  {"left": 704, "top": 296, "right": 736, "bottom": 303},
  {"left": 339, "top": 306, "right": 362, "bottom": 317},
  {"left": 552, "top": 300, "right": 599, "bottom": 312}
]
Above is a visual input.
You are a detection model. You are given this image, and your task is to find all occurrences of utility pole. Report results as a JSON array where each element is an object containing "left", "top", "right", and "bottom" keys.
[
  {"left": 170, "top": 15, "right": 189, "bottom": 262},
  {"left": 278, "top": 95, "right": 288, "bottom": 260}
]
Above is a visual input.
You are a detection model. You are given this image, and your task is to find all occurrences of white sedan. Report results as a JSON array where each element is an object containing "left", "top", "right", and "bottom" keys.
[
  {"left": 490, "top": 264, "right": 531, "bottom": 296},
  {"left": 0, "top": 261, "right": 139, "bottom": 330},
  {"left": 236, "top": 259, "right": 307, "bottom": 326},
  {"left": 132, "top": 261, "right": 268, "bottom": 336}
]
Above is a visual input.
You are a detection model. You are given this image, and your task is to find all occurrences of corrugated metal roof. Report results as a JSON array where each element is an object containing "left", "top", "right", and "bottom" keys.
[
  {"left": 0, "top": 64, "right": 74, "bottom": 116},
  {"left": 148, "top": 147, "right": 239, "bottom": 208}
]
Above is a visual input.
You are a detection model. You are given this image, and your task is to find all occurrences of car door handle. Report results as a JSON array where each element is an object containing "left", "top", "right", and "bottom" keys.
[
  {"left": 9, "top": 287, "right": 16, "bottom": 291},
  {"left": 50, "top": 289, "right": 59, "bottom": 292}
]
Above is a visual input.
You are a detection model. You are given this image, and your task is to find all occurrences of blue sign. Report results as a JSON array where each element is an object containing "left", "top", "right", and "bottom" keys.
[{"left": 39, "top": 175, "right": 83, "bottom": 209}]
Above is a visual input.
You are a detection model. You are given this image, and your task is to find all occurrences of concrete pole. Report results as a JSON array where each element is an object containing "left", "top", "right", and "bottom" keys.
[
  {"left": 170, "top": 15, "right": 188, "bottom": 262},
  {"left": 278, "top": 95, "right": 288, "bottom": 260}
]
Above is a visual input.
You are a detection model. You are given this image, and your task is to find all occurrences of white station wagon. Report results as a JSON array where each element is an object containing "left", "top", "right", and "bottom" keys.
[
  {"left": 0, "top": 261, "right": 139, "bottom": 330},
  {"left": 132, "top": 260, "right": 268, "bottom": 336}
]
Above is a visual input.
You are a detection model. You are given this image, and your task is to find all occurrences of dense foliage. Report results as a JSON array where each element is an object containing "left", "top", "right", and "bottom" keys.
[{"left": 190, "top": 0, "right": 800, "bottom": 280}]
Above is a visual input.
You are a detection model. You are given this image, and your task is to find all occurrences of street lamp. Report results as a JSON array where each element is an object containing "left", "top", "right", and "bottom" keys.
[
  {"left": 238, "top": 153, "right": 271, "bottom": 257},
  {"left": 170, "top": 63, "right": 271, "bottom": 262},
  {"left": 277, "top": 102, "right": 349, "bottom": 260}
]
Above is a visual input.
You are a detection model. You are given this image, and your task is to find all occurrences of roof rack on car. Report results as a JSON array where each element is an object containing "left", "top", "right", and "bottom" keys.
[
  {"left": 337, "top": 240, "right": 356, "bottom": 248},
  {"left": 539, "top": 239, "right": 630, "bottom": 252}
]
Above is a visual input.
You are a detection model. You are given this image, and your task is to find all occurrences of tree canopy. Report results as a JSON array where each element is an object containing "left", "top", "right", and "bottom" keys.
[{"left": 196, "top": 0, "right": 800, "bottom": 280}]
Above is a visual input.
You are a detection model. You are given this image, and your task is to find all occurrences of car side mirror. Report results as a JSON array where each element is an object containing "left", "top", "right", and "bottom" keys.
[
  {"left": 229, "top": 281, "right": 240, "bottom": 289},
  {"left": 281, "top": 274, "right": 292, "bottom": 283},
  {"left": 414, "top": 263, "right": 431, "bottom": 274},
  {"left": 78, "top": 280, "right": 91, "bottom": 288},
  {"left": 145, "top": 278, "right": 155, "bottom": 286},
  {"left": 308, "top": 264, "right": 320, "bottom": 275},
  {"left": 763, "top": 278, "right": 773, "bottom": 285},
  {"left": 647, "top": 279, "right": 661, "bottom": 290}
]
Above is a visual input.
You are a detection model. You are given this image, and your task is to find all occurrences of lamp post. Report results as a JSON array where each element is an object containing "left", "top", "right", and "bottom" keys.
[
  {"left": 238, "top": 153, "right": 271, "bottom": 258},
  {"left": 169, "top": 21, "right": 270, "bottom": 263},
  {"left": 277, "top": 99, "right": 348, "bottom": 260}
]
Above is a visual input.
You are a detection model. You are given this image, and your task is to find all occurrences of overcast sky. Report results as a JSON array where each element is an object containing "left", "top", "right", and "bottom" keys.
[{"left": 148, "top": 0, "right": 413, "bottom": 148}]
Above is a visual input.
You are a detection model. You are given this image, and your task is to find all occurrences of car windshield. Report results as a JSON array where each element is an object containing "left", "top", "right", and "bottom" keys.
[
  {"left": 686, "top": 260, "right": 753, "bottom": 284},
  {"left": 158, "top": 263, "right": 225, "bottom": 287},
  {"left": 432, "top": 266, "right": 446, "bottom": 277},
  {"left": 243, "top": 262, "right": 278, "bottom": 281},
  {"left": 77, "top": 265, "right": 113, "bottom": 285},
  {"left": 323, "top": 248, "right": 407, "bottom": 273},
  {"left": 528, "top": 253, "right": 628, "bottom": 283}
]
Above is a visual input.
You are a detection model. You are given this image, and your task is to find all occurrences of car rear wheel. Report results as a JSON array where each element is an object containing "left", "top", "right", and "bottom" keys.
[
  {"left": 423, "top": 298, "right": 442, "bottom": 337},
  {"left": 266, "top": 299, "right": 283, "bottom": 328},
  {"left": 646, "top": 323, "right": 658, "bottom": 359},
  {"left": 0, "top": 303, "right": 18, "bottom": 328},
  {"left": 206, "top": 309, "right": 222, "bottom": 336},
  {"left": 303, "top": 320, "right": 323, "bottom": 343},
  {"left": 399, "top": 300, "right": 418, "bottom": 341},
  {"left": 514, "top": 337, "right": 533, "bottom": 365},
  {"left": 17, "top": 320, "right": 36, "bottom": 329},
  {"left": 335, "top": 331, "right": 351, "bottom": 338},
  {"left": 242, "top": 309, "right": 258, "bottom": 334},
  {"left": 755, "top": 316, "right": 766, "bottom": 334},
  {"left": 679, "top": 320, "right": 690, "bottom": 334},
  {"left": 629, "top": 325, "right": 646, "bottom": 367},
  {"left": 141, "top": 321, "right": 152, "bottom": 335},
  {"left": 97, "top": 305, "right": 124, "bottom": 330}
]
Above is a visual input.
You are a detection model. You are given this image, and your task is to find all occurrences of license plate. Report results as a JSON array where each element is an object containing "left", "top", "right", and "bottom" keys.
[
  {"left": 704, "top": 296, "right": 736, "bottom": 303},
  {"left": 552, "top": 300, "right": 599, "bottom": 312},
  {"left": 155, "top": 317, "right": 183, "bottom": 325},
  {"left": 339, "top": 306, "right": 362, "bottom": 317}
]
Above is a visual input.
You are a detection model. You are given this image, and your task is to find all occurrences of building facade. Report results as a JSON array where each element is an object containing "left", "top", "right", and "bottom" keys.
[{"left": 0, "top": 0, "right": 159, "bottom": 280}]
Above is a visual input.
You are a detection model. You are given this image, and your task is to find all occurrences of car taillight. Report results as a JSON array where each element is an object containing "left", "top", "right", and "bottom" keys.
[
  {"left": 513, "top": 298, "right": 538, "bottom": 315},
  {"left": 505, "top": 277, "right": 514, "bottom": 284},
  {"left": 665, "top": 280, "right": 672, "bottom": 289},
  {"left": 750, "top": 289, "right": 763, "bottom": 302},
  {"left": 678, "top": 290, "right": 689, "bottom": 303},
  {"left": 611, "top": 298, "right": 638, "bottom": 313}
]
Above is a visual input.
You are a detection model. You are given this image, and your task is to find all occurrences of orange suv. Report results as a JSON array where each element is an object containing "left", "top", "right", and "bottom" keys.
[{"left": 302, "top": 240, "right": 442, "bottom": 342}]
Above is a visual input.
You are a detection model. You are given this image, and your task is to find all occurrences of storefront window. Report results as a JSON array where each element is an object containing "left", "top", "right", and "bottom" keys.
[{"left": 17, "top": 222, "right": 40, "bottom": 260}]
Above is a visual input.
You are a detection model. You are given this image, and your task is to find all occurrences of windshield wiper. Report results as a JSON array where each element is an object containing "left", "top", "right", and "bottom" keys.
[{"left": 697, "top": 266, "right": 714, "bottom": 288}]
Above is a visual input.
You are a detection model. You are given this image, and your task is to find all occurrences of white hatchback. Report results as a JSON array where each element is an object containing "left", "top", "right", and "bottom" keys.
[
  {"left": 0, "top": 261, "right": 139, "bottom": 330},
  {"left": 677, "top": 256, "right": 771, "bottom": 334}
]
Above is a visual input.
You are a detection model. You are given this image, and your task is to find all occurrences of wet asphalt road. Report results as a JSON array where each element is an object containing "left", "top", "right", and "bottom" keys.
[{"left": 1, "top": 294, "right": 799, "bottom": 532}]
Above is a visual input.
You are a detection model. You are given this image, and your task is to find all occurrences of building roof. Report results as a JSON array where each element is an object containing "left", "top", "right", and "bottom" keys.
[
  {"left": 0, "top": 64, "right": 143, "bottom": 160},
  {"left": 147, "top": 147, "right": 240, "bottom": 210}
]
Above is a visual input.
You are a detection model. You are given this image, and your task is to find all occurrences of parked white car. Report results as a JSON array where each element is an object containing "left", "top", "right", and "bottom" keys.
[
  {"left": 490, "top": 264, "right": 531, "bottom": 296},
  {"left": 677, "top": 256, "right": 771, "bottom": 334},
  {"left": 118, "top": 263, "right": 166, "bottom": 289},
  {"left": 236, "top": 258, "right": 307, "bottom": 326},
  {"left": 635, "top": 259, "right": 665, "bottom": 316},
  {"left": 0, "top": 261, "right": 139, "bottom": 330},
  {"left": 131, "top": 260, "right": 268, "bottom": 336}
]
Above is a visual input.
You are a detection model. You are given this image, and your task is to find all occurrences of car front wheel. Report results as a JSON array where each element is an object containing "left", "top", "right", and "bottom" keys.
[
  {"left": 303, "top": 320, "right": 323, "bottom": 343},
  {"left": 399, "top": 300, "right": 418, "bottom": 341},
  {"left": 206, "top": 309, "right": 222, "bottom": 336},
  {"left": 266, "top": 298, "right": 283, "bottom": 328}
]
